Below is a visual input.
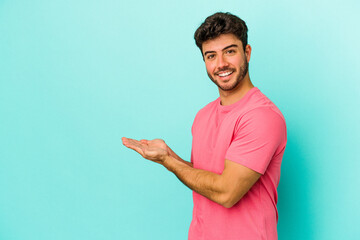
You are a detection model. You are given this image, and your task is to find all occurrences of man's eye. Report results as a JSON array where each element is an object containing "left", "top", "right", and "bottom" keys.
[
  {"left": 207, "top": 54, "right": 215, "bottom": 59},
  {"left": 226, "top": 49, "right": 235, "bottom": 54}
]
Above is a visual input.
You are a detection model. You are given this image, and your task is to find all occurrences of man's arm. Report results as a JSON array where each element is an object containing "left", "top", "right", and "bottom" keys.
[
  {"left": 122, "top": 137, "right": 260, "bottom": 208},
  {"left": 163, "top": 155, "right": 260, "bottom": 208}
]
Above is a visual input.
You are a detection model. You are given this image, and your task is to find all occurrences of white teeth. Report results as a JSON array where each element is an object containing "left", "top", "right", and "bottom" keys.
[{"left": 218, "top": 71, "right": 233, "bottom": 77}]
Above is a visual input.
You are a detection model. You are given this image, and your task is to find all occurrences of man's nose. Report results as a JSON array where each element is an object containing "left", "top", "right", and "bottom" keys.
[{"left": 216, "top": 55, "right": 229, "bottom": 69}]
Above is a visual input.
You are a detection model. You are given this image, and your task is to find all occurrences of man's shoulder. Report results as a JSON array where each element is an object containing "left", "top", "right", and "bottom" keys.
[
  {"left": 196, "top": 98, "right": 219, "bottom": 115},
  {"left": 241, "top": 89, "right": 285, "bottom": 121},
  {"left": 240, "top": 106, "right": 286, "bottom": 129},
  {"left": 191, "top": 98, "right": 219, "bottom": 130}
]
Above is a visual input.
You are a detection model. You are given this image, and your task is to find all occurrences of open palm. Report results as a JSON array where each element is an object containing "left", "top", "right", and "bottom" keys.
[{"left": 122, "top": 137, "right": 169, "bottom": 163}]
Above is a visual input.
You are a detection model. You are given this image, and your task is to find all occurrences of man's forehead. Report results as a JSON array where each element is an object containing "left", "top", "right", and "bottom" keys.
[{"left": 202, "top": 34, "right": 242, "bottom": 53}]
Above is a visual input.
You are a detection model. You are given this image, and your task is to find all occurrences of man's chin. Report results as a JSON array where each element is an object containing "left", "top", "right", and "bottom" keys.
[
  {"left": 217, "top": 80, "right": 241, "bottom": 91},
  {"left": 210, "top": 76, "right": 240, "bottom": 91}
]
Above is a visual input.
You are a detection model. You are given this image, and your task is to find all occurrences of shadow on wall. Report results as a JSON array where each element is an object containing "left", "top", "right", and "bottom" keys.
[{"left": 277, "top": 133, "right": 314, "bottom": 239}]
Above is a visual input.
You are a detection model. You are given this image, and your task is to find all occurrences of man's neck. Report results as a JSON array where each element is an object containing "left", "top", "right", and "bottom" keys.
[{"left": 219, "top": 77, "right": 254, "bottom": 106}]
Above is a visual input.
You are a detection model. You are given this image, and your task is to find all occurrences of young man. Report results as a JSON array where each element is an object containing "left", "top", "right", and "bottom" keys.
[{"left": 122, "top": 12, "right": 287, "bottom": 240}]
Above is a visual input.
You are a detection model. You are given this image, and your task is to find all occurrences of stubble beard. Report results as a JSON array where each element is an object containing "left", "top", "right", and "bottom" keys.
[{"left": 207, "top": 61, "right": 249, "bottom": 91}]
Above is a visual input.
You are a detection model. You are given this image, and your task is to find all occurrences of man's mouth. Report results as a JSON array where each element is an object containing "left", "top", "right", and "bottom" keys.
[
  {"left": 217, "top": 71, "right": 234, "bottom": 77},
  {"left": 215, "top": 69, "right": 235, "bottom": 80}
]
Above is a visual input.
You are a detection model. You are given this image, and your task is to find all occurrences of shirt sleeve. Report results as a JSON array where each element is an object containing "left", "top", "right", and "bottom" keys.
[{"left": 225, "top": 107, "right": 286, "bottom": 174}]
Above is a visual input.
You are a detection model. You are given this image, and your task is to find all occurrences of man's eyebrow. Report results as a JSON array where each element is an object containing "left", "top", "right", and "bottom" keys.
[
  {"left": 204, "top": 44, "right": 239, "bottom": 56},
  {"left": 223, "top": 44, "right": 238, "bottom": 51}
]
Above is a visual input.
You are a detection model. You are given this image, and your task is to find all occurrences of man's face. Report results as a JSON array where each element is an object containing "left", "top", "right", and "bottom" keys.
[{"left": 202, "top": 34, "right": 250, "bottom": 92}]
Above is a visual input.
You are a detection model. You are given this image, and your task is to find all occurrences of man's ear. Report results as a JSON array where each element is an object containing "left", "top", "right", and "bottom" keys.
[{"left": 245, "top": 44, "right": 252, "bottom": 63}]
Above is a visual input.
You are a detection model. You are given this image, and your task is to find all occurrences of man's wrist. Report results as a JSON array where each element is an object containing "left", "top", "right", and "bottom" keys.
[{"left": 162, "top": 155, "right": 175, "bottom": 172}]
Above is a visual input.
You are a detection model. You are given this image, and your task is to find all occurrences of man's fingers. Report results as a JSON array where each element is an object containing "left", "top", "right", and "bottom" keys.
[
  {"left": 121, "top": 137, "right": 129, "bottom": 146},
  {"left": 122, "top": 137, "right": 168, "bottom": 163},
  {"left": 122, "top": 137, "right": 145, "bottom": 156},
  {"left": 122, "top": 137, "right": 139, "bottom": 146}
]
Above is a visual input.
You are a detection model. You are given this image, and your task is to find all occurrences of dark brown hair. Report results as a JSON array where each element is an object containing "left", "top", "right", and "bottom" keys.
[{"left": 194, "top": 12, "right": 248, "bottom": 53}]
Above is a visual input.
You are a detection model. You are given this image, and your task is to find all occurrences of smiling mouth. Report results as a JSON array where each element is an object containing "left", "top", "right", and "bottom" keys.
[
  {"left": 217, "top": 71, "right": 234, "bottom": 77},
  {"left": 215, "top": 69, "right": 235, "bottom": 81}
]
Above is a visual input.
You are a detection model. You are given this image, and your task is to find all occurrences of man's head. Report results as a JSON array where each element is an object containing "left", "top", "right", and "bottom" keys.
[
  {"left": 194, "top": 12, "right": 248, "bottom": 53},
  {"left": 194, "top": 12, "right": 251, "bottom": 93}
]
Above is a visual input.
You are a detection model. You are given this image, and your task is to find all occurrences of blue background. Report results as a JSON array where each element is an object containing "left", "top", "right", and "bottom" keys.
[{"left": 1, "top": 0, "right": 359, "bottom": 239}]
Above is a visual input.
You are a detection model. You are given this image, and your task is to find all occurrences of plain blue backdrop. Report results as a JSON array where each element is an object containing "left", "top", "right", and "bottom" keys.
[{"left": 1, "top": 0, "right": 359, "bottom": 239}]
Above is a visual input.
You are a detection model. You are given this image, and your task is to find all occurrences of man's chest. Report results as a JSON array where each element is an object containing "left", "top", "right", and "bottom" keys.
[{"left": 191, "top": 113, "right": 239, "bottom": 173}]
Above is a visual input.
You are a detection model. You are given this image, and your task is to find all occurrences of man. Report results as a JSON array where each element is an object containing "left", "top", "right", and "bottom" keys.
[{"left": 122, "top": 12, "right": 287, "bottom": 240}]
